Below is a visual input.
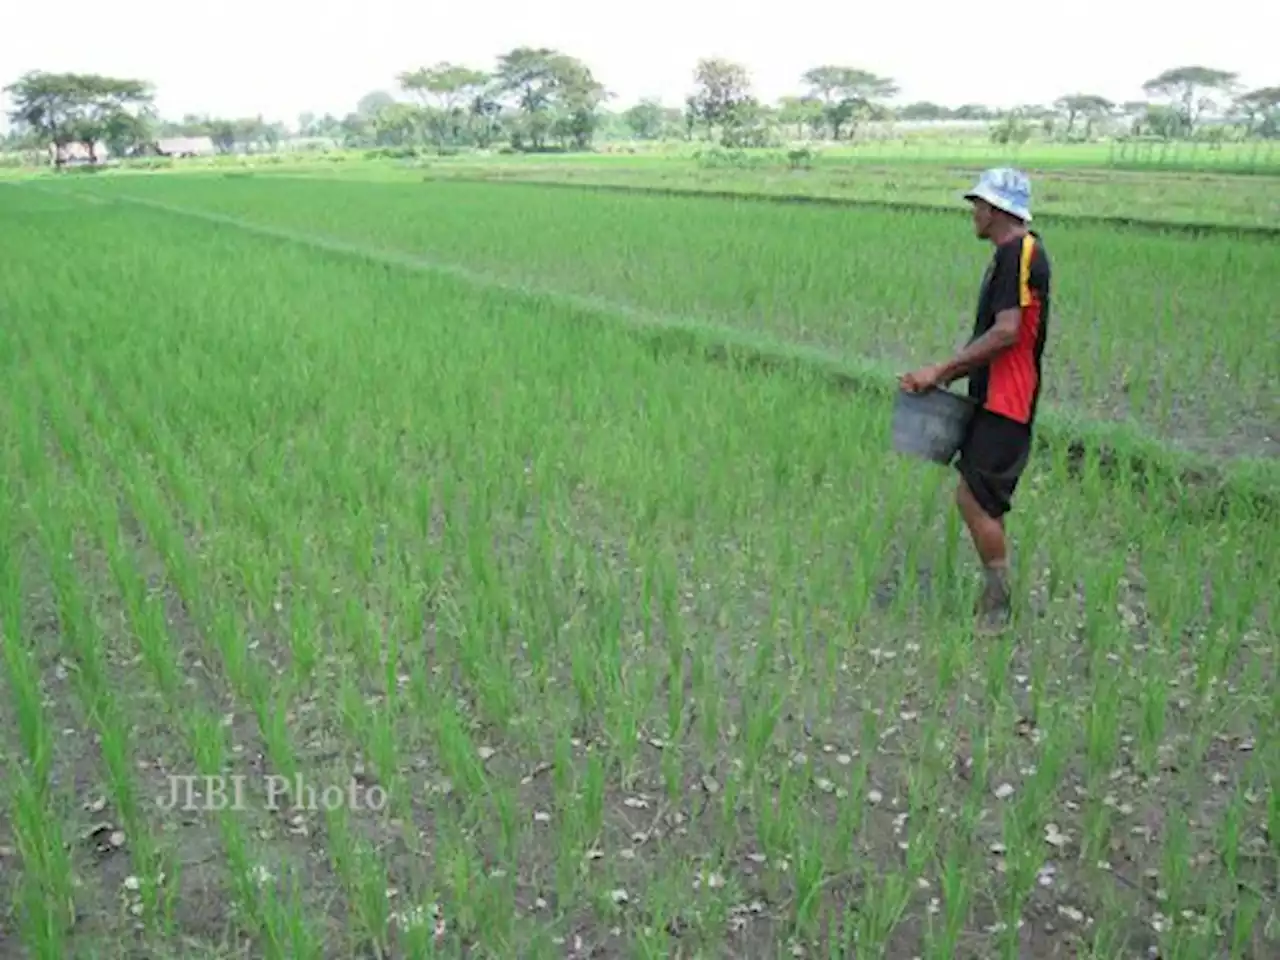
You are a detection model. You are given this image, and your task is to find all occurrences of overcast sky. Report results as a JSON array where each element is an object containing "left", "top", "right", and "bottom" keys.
[{"left": 3, "top": 0, "right": 1274, "bottom": 126}]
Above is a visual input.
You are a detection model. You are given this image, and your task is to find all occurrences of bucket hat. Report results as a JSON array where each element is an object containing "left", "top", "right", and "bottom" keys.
[{"left": 963, "top": 167, "right": 1032, "bottom": 222}]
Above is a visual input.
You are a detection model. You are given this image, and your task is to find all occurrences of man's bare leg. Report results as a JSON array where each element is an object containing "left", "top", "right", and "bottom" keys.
[{"left": 956, "top": 477, "right": 1012, "bottom": 631}]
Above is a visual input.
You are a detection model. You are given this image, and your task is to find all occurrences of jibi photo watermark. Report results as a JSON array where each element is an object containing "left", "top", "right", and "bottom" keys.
[{"left": 157, "top": 774, "right": 388, "bottom": 813}]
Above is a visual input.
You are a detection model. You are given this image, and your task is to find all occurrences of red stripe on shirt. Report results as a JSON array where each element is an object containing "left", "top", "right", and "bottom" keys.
[{"left": 987, "top": 293, "right": 1042, "bottom": 424}]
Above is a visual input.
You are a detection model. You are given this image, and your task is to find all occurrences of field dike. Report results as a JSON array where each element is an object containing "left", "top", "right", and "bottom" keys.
[
  {"left": 422, "top": 174, "right": 1280, "bottom": 240},
  {"left": 99, "top": 190, "right": 1277, "bottom": 522}
]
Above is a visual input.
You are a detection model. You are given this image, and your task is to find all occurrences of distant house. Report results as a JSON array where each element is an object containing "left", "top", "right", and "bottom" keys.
[
  {"left": 49, "top": 141, "right": 109, "bottom": 165},
  {"left": 154, "top": 136, "right": 217, "bottom": 158}
]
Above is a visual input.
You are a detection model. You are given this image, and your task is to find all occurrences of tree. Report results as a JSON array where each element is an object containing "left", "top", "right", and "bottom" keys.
[
  {"left": 800, "top": 66, "right": 898, "bottom": 139},
  {"left": 622, "top": 98, "right": 664, "bottom": 140},
  {"left": 492, "top": 47, "right": 607, "bottom": 150},
  {"left": 5, "top": 71, "right": 153, "bottom": 165},
  {"left": 209, "top": 120, "right": 237, "bottom": 153},
  {"left": 896, "top": 101, "right": 953, "bottom": 121},
  {"left": 952, "top": 104, "right": 995, "bottom": 121},
  {"left": 72, "top": 76, "right": 154, "bottom": 160},
  {"left": 369, "top": 102, "right": 422, "bottom": 147},
  {"left": 718, "top": 97, "right": 776, "bottom": 148},
  {"left": 103, "top": 109, "right": 153, "bottom": 158},
  {"left": 1234, "top": 87, "right": 1280, "bottom": 138},
  {"left": 688, "top": 58, "right": 753, "bottom": 138},
  {"left": 1053, "top": 94, "right": 1114, "bottom": 139},
  {"left": 399, "top": 62, "right": 490, "bottom": 147},
  {"left": 356, "top": 90, "right": 397, "bottom": 118},
  {"left": 1134, "top": 104, "right": 1184, "bottom": 140},
  {"left": 776, "top": 96, "right": 825, "bottom": 138},
  {"left": 1142, "top": 66, "right": 1239, "bottom": 134},
  {"left": 400, "top": 63, "right": 488, "bottom": 113},
  {"left": 546, "top": 56, "right": 610, "bottom": 150},
  {"left": 468, "top": 92, "right": 504, "bottom": 149}
]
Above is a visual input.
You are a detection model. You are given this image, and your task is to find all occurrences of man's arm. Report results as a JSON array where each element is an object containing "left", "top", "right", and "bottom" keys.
[
  {"left": 934, "top": 307, "right": 1021, "bottom": 385},
  {"left": 936, "top": 239, "right": 1025, "bottom": 384},
  {"left": 900, "top": 237, "right": 1029, "bottom": 393}
]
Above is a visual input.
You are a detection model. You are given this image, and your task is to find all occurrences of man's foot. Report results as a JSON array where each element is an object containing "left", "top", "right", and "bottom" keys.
[
  {"left": 974, "top": 600, "right": 1012, "bottom": 635},
  {"left": 974, "top": 565, "right": 1012, "bottom": 635}
]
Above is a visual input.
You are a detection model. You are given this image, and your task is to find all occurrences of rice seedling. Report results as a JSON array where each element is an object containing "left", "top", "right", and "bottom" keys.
[{"left": 0, "top": 179, "right": 1274, "bottom": 959}]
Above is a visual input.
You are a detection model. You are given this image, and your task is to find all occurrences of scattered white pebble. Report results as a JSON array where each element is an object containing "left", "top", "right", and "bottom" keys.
[
  {"left": 868, "top": 789, "right": 883, "bottom": 805},
  {"left": 610, "top": 889, "right": 629, "bottom": 905},
  {"left": 476, "top": 746, "right": 496, "bottom": 761},
  {"left": 533, "top": 811, "right": 551, "bottom": 823},
  {"left": 123, "top": 876, "right": 141, "bottom": 892},
  {"left": 994, "top": 783, "right": 1015, "bottom": 800}
]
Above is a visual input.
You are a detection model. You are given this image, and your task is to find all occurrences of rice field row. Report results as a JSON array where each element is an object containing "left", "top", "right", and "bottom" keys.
[
  {"left": 412, "top": 157, "right": 1280, "bottom": 232},
  {"left": 0, "top": 181, "right": 1275, "bottom": 959},
  {"left": 42, "top": 174, "right": 1280, "bottom": 464}
]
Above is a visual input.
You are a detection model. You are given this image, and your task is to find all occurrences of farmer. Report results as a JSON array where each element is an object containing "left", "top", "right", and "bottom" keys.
[{"left": 899, "top": 167, "right": 1051, "bottom": 633}]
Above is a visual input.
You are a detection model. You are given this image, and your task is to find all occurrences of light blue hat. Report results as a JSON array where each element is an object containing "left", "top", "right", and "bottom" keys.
[{"left": 963, "top": 167, "right": 1032, "bottom": 222}]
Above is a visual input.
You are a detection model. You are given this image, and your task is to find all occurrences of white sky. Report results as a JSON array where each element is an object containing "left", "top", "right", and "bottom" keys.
[{"left": 2, "top": 0, "right": 1275, "bottom": 127}]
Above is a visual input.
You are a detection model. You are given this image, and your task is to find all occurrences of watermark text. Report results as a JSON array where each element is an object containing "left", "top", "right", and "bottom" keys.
[{"left": 157, "top": 774, "right": 387, "bottom": 813}]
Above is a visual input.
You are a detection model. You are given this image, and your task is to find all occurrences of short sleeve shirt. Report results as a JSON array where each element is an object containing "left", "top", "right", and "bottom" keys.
[{"left": 967, "top": 231, "right": 1052, "bottom": 427}]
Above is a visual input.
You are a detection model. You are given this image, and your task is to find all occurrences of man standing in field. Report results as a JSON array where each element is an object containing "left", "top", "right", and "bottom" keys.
[{"left": 900, "top": 168, "right": 1051, "bottom": 634}]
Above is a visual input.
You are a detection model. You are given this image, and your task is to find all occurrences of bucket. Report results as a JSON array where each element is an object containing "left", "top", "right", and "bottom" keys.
[{"left": 891, "top": 388, "right": 976, "bottom": 464}]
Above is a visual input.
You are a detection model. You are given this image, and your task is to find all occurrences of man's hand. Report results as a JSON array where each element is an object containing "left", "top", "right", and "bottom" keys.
[{"left": 899, "top": 364, "right": 947, "bottom": 393}]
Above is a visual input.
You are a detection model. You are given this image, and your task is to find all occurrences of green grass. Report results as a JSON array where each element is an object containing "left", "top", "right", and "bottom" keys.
[
  {"left": 1, "top": 176, "right": 1277, "bottom": 959},
  {"left": 42, "top": 174, "right": 1280, "bottom": 465}
]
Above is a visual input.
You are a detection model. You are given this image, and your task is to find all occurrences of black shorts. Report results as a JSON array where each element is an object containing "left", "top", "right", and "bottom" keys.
[{"left": 954, "top": 408, "right": 1032, "bottom": 519}]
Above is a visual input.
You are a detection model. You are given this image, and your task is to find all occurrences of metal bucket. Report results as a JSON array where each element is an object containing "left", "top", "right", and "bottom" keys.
[{"left": 891, "top": 388, "right": 976, "bottom": 464}]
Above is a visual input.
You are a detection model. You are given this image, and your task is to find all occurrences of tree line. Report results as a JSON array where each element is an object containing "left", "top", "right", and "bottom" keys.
[{"left": 5, "top": 53, "right": 1279, "bottom": 164}]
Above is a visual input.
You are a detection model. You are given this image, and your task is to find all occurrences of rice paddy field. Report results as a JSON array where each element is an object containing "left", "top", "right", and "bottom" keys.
[
  {"left": 0, "top": 170, "right": 1276, "bottom": 959},
  {"left": 34, "top": 148, "right": 1280, "bottom": 230}
]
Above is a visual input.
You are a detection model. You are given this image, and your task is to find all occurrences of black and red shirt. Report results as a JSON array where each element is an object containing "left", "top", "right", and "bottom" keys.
[{"left": 967, "top": 231, "right": 1052, "bottom": 427}]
